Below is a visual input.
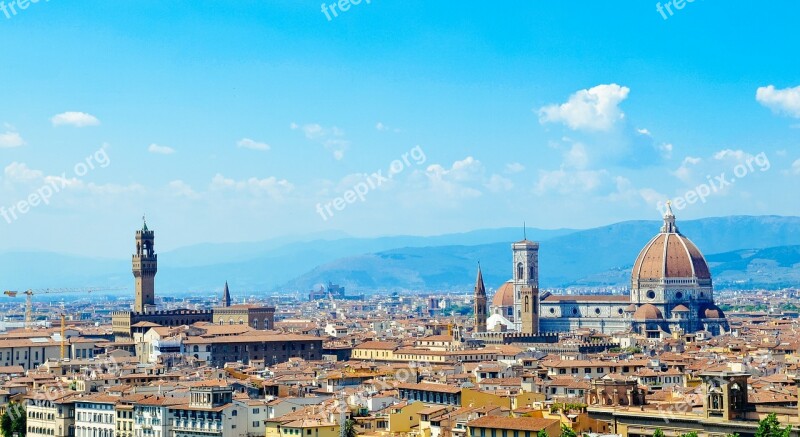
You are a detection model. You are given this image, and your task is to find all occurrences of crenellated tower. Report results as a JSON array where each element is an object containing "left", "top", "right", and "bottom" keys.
[{"left": 133, "top": 217, "right": 157, "bottom": 313}]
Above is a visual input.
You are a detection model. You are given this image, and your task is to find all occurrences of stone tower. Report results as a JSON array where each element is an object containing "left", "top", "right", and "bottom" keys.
[
  {"left": 222, "top": 281, "right": 232, "bottom": 307},
  {"left": 133, "top": 217, "right": 157, "bottom": 313},
  {"left": 473, "top": 264, "right": 487, "bottom": 333},
  {"left": 512, "top": 238, "right": 539, "bottom": 332}
]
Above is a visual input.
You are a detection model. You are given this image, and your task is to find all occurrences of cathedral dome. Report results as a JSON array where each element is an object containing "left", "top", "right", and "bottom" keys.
[
  {"left": 633, "top": 304, "right": 664, "bottom": 321},
  {"left": 492, "top": 281, "right": 515, "bottom": 308},
  {"left": 631, "top": 203, "right": 711, "bottom": 284},
  {"left": 672, "top": 304, "right": 690, "bottom": 313}
]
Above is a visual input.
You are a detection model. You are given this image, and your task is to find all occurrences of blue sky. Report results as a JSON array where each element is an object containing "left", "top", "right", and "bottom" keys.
[{"left": 1, "top": 0, "right": 799, "bottom": 257}]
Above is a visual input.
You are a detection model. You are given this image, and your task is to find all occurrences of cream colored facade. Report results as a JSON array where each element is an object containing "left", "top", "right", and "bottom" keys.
[{"left": 26, "top": 393, "right": 75, "bottom": 437}]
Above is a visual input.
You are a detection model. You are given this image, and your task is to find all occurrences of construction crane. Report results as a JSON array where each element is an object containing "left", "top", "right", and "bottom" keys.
[{"left": 3, "top": 287, "right": 127, "bottom": 330}]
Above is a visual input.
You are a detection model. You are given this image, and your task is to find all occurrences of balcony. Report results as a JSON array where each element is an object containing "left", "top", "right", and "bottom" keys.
[{"left": 171, "top": 419, "right": 223, "bottom": 434}]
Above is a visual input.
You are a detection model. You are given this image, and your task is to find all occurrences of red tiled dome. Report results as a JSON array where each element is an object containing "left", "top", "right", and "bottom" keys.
[
  {"left": 492, "top": 281, "right": 514, "bottom": 308},
  {"left": 632, "top": 205, "right": 711, "bottom": 284},
  {"left": 633, "top": 304, "right": 664, "bottom": 321}
]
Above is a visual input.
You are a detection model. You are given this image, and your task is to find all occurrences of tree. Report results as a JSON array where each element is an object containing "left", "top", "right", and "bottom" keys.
[
  {"left": 344, "top": 419, "right": 357, "bottom": 437},
  {"left": 537, "top": 430, "right": 548, "bottom": 437},
  {"left": 560, "top": 424, "right": 577, "bottom": 437},
  {"left": 653, "top": 429, "right": 665, "bottom": 437},
  {"left": 0, "top": 410, "right": 11, "bottom": 437},
  {"left": 755, "top": 413, "right": 792, "bottom": 437},
  {"left": 680, "top": 433, "right": 698, "bottom": 437},
  {"left": 10, "top": 409, "right": 24, "bottom": 437},
  {"left": 0, "top": 402, "right": 24, "bottom": 437}
]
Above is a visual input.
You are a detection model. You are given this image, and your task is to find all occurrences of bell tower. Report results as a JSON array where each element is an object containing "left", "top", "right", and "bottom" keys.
[
  {"left": 133, "top": 217, "right": 157, "bottom": 313},
  {"left": 473, "top": 264, "right": 487, "bottom": 333},
  {"left": 512, "top": 234, "right": 539, "bottom": 332}
]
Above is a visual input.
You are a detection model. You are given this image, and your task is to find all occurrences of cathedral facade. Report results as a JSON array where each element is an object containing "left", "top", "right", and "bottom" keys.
[{"left": 483, "top": 205, "right": 729, "bottom": 338}]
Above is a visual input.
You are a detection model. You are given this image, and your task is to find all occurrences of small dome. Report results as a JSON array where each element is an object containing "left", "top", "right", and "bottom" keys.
[
  {"left": 624, "top": 304, "right": 637, "bottom": 313},
  {"left": 672, "top": 305, "right": 690, "bottom": 312},
  {"left": 701, "top": 305, "right": 725, "bottom": 319},
  {"left": 492, "top": 281, "right": 514, "bottom": 308},
  {"left": 633, "top": 304, "right": 664, "bottom": 321}
]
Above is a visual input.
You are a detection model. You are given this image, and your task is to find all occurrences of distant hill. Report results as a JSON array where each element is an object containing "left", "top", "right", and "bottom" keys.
[
  {"left": 0, "top": 227, "right": 573, "bottom": 296},
  {"left": 2, "top": 216, "right": 799, "bottom": 296},
  {"left": 707, "top": 245, "right": 800, "bottom": 289},
  {"left": 280, "top": 216, "right": 800, "bottom": 292}
]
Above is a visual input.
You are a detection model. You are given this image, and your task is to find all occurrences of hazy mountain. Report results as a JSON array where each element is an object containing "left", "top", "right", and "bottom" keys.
[
  {"left": 281, "top": 216, "right": 800, "bottom": 292},
  {"left": 2, "top": 216, "right": 799, "bottom": 297},
  {"left": 0, "top": 227, "right": 573, "bottom": 296}
]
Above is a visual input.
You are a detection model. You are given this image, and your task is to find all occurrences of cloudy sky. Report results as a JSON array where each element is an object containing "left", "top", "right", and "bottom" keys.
[{"left": 1, "top": 1, "right": 799, "bottom": 257}]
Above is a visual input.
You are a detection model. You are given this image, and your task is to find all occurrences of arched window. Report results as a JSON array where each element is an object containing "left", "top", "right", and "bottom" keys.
[
  {"left": 517, "top": 263, "right": 524, "bottom": 280},
  {"left": 524, "top": 296, "right": 529, "bottom": 313}
]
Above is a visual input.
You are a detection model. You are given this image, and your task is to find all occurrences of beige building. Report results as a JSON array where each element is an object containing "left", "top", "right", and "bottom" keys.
[
  {"left": 25, "top": 391, "right": 76, "bottom": 437},
  {"left": 212, "top": 304, "right": 275, "bottom": 330}
]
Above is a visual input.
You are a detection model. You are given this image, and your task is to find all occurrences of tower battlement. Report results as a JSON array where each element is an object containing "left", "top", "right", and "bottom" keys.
[{"left": 133, "top": 218, "right": 157, "bottom": 313}]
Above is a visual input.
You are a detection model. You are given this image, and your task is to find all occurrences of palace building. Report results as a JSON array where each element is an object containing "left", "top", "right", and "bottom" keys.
[
  {"left": 112, "top": 219, "right": 275, "bottom": 339},
  {"left": 478, "top": 204, "right": 729, "bottom": 338}
]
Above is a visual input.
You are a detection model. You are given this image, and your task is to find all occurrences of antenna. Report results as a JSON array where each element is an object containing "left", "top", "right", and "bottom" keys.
[{"left": 523, "top": 221, "right": 527, "bottom": 240}]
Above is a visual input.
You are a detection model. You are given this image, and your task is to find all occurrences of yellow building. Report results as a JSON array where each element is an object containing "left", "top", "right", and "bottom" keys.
[
  {"left": 266, "top": 418, "right": 339, "bottom": 437},
  {"left": 467, "top": 416, "right": 561, "bottom": 437},
  {"left": 380, "top": 401, "right": 428, "bottom": 433},
  {"left": 115, "top": 403, "right": 134, "bottom": 437}
]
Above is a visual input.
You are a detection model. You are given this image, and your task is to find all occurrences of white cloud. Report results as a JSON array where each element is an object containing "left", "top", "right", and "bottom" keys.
[
  {"left": 210, "top": 174, "right": 294, "bottom": 199},
  {"left": 713, "top": 149, "right": 756, "bottom": 163},
  {"left": 4, "top": 162, "right": 43, "bottom": 183},
  {"left": 636, "top": 128, "right": 651, "bottom": 136},
  {"left": 756, "top": 85, "right": 800, "bottom": 118},
  {"left": 237, "top": 138, "right": 270, "bottom": 151},
  {"left": 659, "top": 143, "right": 673, "bottom": 159},
  {"left": 485, "top": 174, "right": 514, "bottom": 192},
  {"left": 672, "top": 156, "right": 702, "bottom": 183},
  {"left": 638, "top": 187, "right": 668, "bottom": 206},
  {"left": 564, "top": 143, "right": 589, "bottom": 169},
  {"left": 533, "top": 168, "right": 610, "bottom": 195},
  {"left": 148, "top": 144, "right": 176, "bottom": 155},
  {"left": 51, "top": 111, "right": 100, "bottom": 127},
  {"left": 291, "top": 122, "right": 348, "bottom": 160},
  {"left": 84, "top": 182, "right": 145, "bottom": 195},
  {"left": 505, "top": 162, "right": 525, "bottom": 174},
  {"left": 376, "top": 122, "right": 388, "bottom": 131},
  {"left": 167, "top": 180, "right": 199, "bottom": 198},
  {"left": 0, "top": 130, "right": 24, "bottom": 148},
  {"left": 792, "top": 159, "right": 800, "bottom": 175},
  {"left": 538, "top": 84, "right": 630, "bottom": 131},
  {"left": 423, "top": 157, "right": 484, "bottom": 198}
]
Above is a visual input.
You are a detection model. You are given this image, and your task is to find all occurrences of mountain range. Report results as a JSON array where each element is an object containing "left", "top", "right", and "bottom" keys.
[{"left": 1, "top": 215, "right": 799, "bottom": 299}]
